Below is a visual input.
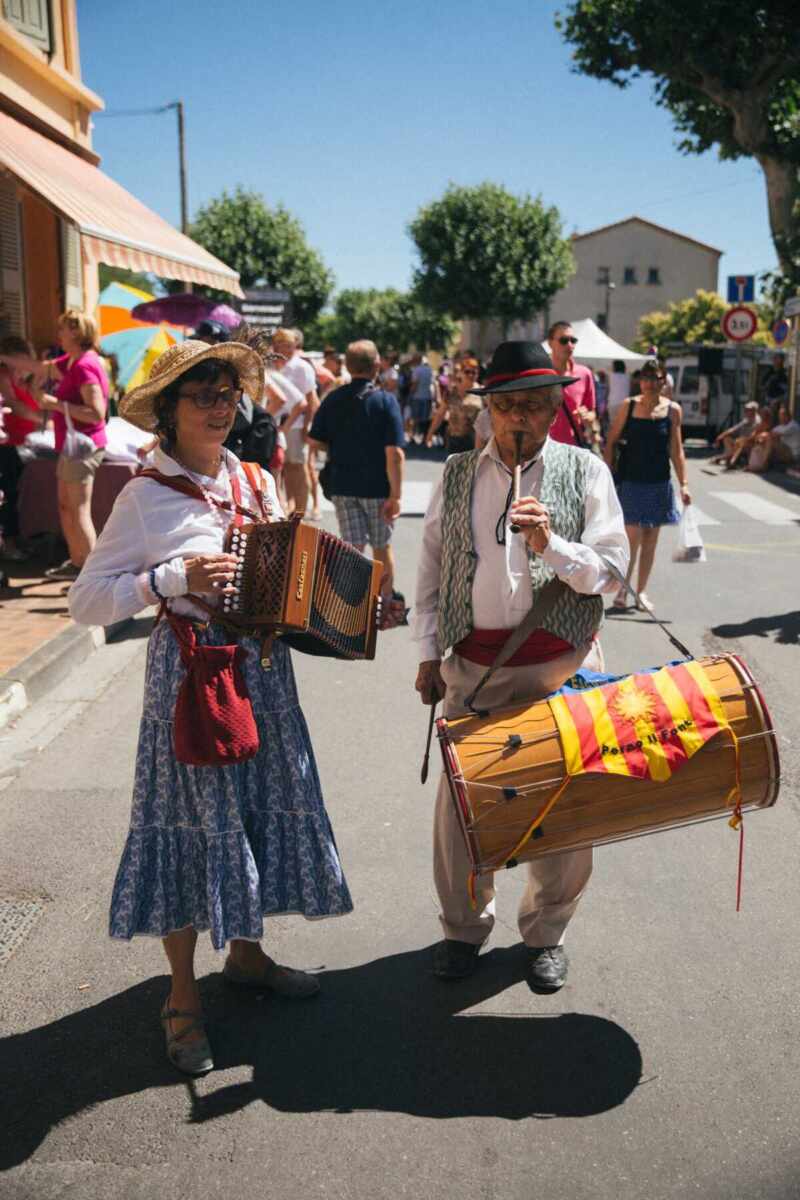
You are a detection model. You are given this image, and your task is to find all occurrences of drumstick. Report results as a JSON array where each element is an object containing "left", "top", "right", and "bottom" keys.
[
  {"left": 420, "top": 693, "right": 439, "bottom": 784},
  {"left": 509, "top": 430, "right": 523, "bottom": 534}
]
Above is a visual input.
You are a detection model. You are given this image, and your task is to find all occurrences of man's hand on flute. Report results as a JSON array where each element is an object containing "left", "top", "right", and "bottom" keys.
[{"left": 508, "top": 497, "right": 551, "bottom": 554}]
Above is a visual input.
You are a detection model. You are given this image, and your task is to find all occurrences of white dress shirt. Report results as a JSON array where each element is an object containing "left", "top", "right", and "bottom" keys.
[
  {"left": 68, "top": 446, "right": 282, "bottom": 627},
  {"left": 411, "top": 436, "right": 629, "bottom": 663}
]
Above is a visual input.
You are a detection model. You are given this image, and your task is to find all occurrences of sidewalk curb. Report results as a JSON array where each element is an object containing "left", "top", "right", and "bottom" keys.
[{"left": 0, "top": 617, "right": 132, "bottom": 731}]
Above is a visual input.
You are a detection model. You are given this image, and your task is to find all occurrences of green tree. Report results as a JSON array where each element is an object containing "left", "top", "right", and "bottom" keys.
[
  {"left": 635, "top": 289, "right": 774, "bottom": 352},
  {"left": 558, "top": 1, "right": 800, "bottom": 292},
  {"left": 190, "top": 187, "right": 334, "bottom": 325},
  {"left": 408, "top": 182, "right": 574, "bottom": 331},
  {"left": 98, "top": 264, "right": 165, "bottom": 296},
  {"left": 306, "top": 288, "right": 457, "bottom": 352}
]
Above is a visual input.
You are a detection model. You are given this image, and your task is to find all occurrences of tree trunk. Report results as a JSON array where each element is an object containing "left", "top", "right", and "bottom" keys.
[{"left": 756, "top": 153, "right": 800, "bottom": 273}]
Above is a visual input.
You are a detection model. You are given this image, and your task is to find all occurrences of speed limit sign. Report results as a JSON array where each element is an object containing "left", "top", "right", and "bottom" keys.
[{"left": 722, "top": 305, "right": 758, "bottom": 341}]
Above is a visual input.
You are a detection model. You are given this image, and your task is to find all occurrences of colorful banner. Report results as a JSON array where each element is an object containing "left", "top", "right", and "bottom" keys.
[{"left": 549, "top": 661, "right": 730, "bottom": 782}]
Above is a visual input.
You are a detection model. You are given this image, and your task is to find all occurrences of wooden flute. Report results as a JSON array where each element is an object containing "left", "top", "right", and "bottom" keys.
[{"left": 509, "top": 430, "right": 523, "bottom": 533}]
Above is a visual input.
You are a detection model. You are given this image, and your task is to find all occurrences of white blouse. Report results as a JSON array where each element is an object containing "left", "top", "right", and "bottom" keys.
[{"left": 68, "top": 446, "right": 282, "bottom": 627}]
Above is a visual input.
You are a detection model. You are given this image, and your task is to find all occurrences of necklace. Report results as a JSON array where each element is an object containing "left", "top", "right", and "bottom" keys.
[{"left": 174, "top": 448, "right": 232, "bottom": 527}]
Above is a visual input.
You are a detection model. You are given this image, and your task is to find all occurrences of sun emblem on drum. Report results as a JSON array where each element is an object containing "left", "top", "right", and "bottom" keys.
[{"left": 613, "top": 685, "right": 657, "bottom": 725}]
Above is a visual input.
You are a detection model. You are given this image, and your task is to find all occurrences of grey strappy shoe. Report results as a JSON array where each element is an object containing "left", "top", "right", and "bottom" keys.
[
  {"left": 222, "top": 956, "right": 321, "bottom": 998},
  {"left": 160, "top": 1003, "right": 214, "bottom": 1076}
]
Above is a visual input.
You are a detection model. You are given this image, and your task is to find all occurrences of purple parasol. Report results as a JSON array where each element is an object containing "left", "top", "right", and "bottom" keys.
[{"left": 131, "top": 293, "right": 242, "bottom": 329}]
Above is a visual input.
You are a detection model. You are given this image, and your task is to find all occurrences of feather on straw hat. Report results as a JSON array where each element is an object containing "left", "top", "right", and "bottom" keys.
[{"left": 118, "top": 339, "right": 264, "bottom": 432}]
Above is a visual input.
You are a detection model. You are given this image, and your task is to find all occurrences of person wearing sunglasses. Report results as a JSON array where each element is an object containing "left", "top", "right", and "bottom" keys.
[
  {"left": 425, "top": 358, "right": 482, "bottom": 452},
  {"left": 69, "top": 340, "right": 353, "bottom": 1076},
  {"left": 546, "top": 321, "right": 599, "bottom": 448},
  {"left": 413, "top": 341, "right": 628, "bottom": 992},
  {"left": 603, "top": 359, "right": 690, "bottom": 612}
]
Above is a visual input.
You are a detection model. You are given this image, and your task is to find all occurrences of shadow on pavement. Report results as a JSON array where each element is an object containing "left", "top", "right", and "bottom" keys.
[
  {"left": 0, "top": 946, "right": 642, "bottom": 1166},
  {"left": 712, "top": 610, "right": 800, "bottom": 646}
]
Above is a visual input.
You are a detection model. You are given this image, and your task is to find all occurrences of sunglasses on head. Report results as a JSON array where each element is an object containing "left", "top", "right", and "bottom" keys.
[{"left": 558, "top": 336, "right": 578, "bottom": 346}]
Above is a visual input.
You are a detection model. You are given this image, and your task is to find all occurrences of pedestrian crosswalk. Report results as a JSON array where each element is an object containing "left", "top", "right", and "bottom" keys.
[{"left": 706, "top": 491, "right": 800, "bottom": 525}]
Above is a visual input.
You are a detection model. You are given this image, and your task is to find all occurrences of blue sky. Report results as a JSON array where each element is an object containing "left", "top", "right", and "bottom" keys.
[{"left": 78, "top": 0, "right": 775, "bottom": 299}]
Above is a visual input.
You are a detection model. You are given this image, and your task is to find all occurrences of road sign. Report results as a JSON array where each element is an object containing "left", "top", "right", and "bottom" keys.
[
  {"left": 727, "top": 275, "right": 755, "bottom": 303},
  {"left": 784, "top": 296, "right": 800, "bottom": 318},
  {"left": 773, "top": 319, "right": 790, "bottom": 345},
  {"left": 722, "top": 305, "right": 758, "bottom": 342}
]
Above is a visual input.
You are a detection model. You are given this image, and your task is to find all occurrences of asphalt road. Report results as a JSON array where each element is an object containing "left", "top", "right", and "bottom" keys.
[{"left": 1, "top": 447, "right": 798, "bottom": 1200}]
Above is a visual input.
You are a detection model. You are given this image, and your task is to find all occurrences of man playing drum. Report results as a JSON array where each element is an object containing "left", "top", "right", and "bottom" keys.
[{"left": 413, "top": 341, "right": 629, "bottom": 990}]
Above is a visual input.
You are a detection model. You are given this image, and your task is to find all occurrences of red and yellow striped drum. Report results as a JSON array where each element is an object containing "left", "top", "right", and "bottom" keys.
[{"left": 437, "top": 654, "right": 779, "bottom": 877}]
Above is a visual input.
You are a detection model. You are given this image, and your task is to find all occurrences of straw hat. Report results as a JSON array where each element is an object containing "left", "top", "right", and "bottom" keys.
[{"left": 119, "top": 339, "right": 264, "bottom": 432}]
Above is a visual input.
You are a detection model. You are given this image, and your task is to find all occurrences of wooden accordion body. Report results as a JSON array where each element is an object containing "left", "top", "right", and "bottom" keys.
[{"left": 222, "top": 516, "right": 383, "bottom": 660}]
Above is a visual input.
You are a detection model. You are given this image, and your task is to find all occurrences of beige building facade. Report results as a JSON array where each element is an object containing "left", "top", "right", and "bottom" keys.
[
  {"left": 548, "top": 216, "right": 722, "bottom": 351},
  {"left": 0, "top": 1, "right": 239, "bottom": 348}
]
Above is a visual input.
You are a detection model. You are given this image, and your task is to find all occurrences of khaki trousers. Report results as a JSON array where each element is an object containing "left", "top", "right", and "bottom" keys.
[{"left": 433, "top": 639, "right": 603, "bottom": 949}]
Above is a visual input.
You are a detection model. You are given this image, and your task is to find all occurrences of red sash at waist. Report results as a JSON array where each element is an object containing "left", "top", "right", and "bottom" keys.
[{"left": 454, "top": 627, "right": 574, "bottom": 667}]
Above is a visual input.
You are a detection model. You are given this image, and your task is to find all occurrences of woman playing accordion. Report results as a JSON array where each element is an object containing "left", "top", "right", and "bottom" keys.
[{"left": 70, "top": 339, "right": 353, "bottom": 1077}]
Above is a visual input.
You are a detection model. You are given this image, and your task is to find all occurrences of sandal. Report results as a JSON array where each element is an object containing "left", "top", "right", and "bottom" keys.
[{"left": 160, "top": 1002, "right": 214, "bottom": 1076}]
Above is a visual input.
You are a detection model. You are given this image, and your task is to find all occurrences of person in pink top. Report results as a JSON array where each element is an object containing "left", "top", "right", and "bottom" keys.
[
  {"left": 39, "top": 310, "right": 109, "bottom": 579},
  {"left": 546, "top": 321, "right": 598, "bottom": 448}
]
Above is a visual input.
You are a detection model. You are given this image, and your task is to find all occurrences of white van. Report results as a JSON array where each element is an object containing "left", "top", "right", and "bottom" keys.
[{"left": 665, "top": 348, "right": 766, "bottom": 440}]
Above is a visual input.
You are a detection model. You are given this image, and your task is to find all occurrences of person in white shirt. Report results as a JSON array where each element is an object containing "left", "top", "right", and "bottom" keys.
[
  {"left": 68, "top": 340, "right": 352, "bottom": 1077},
  {"left": 271, "top": 327, "right": 318, "bottom": 516},
  {"left": 412, "top": 341, "right": 628, "bottom": 991}
]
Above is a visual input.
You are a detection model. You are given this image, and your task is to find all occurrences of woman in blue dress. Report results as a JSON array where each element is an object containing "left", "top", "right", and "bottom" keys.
[
  {"left": 70, "top": 339, "right": 352, "bottom": 1076},
  {"left": 603, "top": 359, "right": 691, "bottom": 613}
]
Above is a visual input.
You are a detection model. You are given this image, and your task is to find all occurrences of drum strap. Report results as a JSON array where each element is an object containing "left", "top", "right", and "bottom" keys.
[
  {"left": 464, "top": 578, "right": 565, "bottom": 716},
  {"left": 464, "top": 553, "right": 695, "bottom": 716},
  {"left": 599, "top": 555, "right": 694, "bottom": 660}
]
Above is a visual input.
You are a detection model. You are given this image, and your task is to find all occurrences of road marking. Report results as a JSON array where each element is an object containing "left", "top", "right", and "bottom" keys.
[
  {"left": 703, "top": 541, "right": 800, "bottom": 556},
  {"left": 320, "top": 481, "right": 433, "bottom": 516},
  {"left": 709, "top": 491, "right": 800, "bottom": 525},
  {"left": 686, "top": 506, "right": 720, "bottom": 527}
]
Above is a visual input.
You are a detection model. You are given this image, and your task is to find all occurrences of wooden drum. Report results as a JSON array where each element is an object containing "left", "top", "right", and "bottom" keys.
[{"left": 437, "top": 655, "right": 779, "bottom": 876}]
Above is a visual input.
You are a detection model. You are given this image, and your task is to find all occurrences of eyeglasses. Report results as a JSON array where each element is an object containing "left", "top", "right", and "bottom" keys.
[
  {"left": 490, "top": 395, "right": 554, "bottom": 415},
  {"left": 557, "top": 336, "right": 578, "bottom": 346},
  {"left": 179, "top": 385, "right": 243, "bottom": 409},
  {"left": 462, "top": 369, "right": 478, "bottom": 377}
]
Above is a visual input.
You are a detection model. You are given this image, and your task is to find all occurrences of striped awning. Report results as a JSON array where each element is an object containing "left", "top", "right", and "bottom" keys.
[{"left": 0, "top": 110, "right": 242, "bottom": 296}]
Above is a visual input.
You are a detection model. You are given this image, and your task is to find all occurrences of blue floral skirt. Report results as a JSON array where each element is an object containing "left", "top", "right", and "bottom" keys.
[
  {"left": 617, "top": 479, "right": 680, "bottom": 528},
  {"left": 109, "top": 620, "right": 353, "bottom": 949}
]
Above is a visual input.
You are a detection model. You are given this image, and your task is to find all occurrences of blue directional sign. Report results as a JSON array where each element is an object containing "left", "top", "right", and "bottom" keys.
[{"left": 727, "top": 275, "right": 755, "bottom": 303}]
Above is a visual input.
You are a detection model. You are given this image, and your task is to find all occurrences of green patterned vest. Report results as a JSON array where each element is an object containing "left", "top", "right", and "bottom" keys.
[{"left": 436, "top": 441, "right": 604, "bottom": 653}]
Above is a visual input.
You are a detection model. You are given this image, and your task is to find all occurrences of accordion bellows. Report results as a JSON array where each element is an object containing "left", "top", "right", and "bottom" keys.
[{"left": 222, "top": 517, "right": 382, "bottom": 660}]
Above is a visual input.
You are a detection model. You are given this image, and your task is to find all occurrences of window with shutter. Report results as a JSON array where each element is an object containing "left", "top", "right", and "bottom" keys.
[
  {"left": 2, "top": 0, "right": 52, "bottom": 53},
  {"left": 61, "top": 220, "right": 83, "bottom": 310},
  {"left": 0, "top": 176, "right": 26, "bottom": 337}
]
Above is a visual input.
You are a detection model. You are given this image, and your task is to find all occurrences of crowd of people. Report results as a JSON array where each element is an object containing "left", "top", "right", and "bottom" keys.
[{"left": 0, "top": 303, "right": 783, "bottom": 1078}]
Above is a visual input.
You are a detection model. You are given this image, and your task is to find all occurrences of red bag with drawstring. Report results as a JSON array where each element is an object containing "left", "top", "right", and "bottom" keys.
[
  {"left": 141, "top": 461, "right": 271, "bottom": 766},
  {"left": 167, "top": 610, "right": 259, "bottom": 767}
]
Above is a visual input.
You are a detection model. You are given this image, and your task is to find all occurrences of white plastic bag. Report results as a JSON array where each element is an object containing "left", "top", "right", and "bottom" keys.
[
  {"left": 672, "top": 504, "right": 706, "bottom": 563},
  {"left": 62, "top": 404, "right": 97, "bottom": 460}
]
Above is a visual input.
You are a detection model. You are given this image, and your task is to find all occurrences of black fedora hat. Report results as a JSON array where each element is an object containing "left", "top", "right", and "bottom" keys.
[{"left": 469, "top": 341, "right": 577, "bottom": 395}]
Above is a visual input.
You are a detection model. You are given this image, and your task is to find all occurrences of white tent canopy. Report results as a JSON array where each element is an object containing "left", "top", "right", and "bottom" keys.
[{"left": 545, "top": 318, "right": 649, "bottom": 366}]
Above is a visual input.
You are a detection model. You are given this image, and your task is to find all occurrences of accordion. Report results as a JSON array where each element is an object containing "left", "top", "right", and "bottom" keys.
[{"left": 222, "top": 516, "right": 383, "bottom": 660}]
